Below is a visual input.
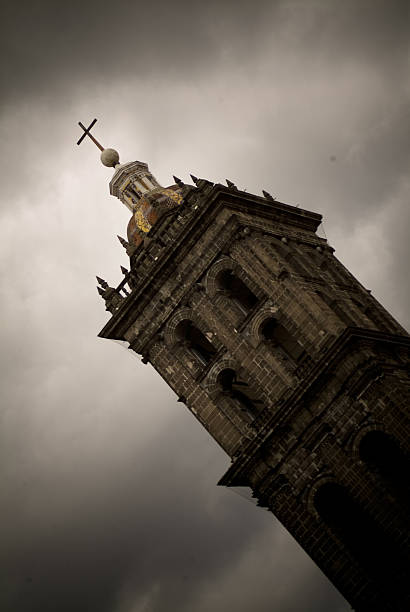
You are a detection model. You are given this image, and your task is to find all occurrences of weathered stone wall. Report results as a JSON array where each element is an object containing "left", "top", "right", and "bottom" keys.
[{"left": 99, "top": 182, "right": 410, "bottom": 612}]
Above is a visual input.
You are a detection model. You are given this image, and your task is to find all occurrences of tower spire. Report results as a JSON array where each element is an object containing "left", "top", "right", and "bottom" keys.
[{"left": 78, "top": 120, "right": 183, "bottom": 252}]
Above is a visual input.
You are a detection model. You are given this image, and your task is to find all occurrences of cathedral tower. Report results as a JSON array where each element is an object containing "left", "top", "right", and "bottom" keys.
[{"left": 83, "top": 125, "right": 410, "bottom": 611}]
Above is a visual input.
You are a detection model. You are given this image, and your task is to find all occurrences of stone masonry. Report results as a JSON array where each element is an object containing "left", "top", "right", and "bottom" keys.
[{"left": 98, "top": 176, "right": 410, "bottom": 612}]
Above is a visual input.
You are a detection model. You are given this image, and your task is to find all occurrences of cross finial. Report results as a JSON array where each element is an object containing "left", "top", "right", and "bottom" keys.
[
  {"left": 77, "top": 119, "right": 120, "bottom": 167},
  {"left": 77, "top": 118, "right": 104, "bottom": 151}
]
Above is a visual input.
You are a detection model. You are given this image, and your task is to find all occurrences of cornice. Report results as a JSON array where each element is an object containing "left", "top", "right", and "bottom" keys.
[{"left": 98, "top": 185, "right": 323, "bottom": 341}]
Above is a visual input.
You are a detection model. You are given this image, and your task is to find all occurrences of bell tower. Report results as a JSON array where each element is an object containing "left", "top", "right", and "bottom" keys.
[{"left": 80, "top": 122, "right": 410, "bottom": 612}]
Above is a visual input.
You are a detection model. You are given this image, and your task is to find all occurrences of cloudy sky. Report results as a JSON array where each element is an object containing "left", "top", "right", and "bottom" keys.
[{"left": 0, "top": 1, "right": 409, "bottom": 611}]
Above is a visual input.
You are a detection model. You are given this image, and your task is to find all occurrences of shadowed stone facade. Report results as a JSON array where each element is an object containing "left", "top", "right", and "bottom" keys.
[{"left": 98, "top": 174, "right": 410, "bottom": 612}]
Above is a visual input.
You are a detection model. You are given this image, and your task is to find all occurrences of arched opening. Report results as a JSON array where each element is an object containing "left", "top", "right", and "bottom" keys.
[
  {"left": 315, "top": 290, "right": 356, "bottom": 326},
  {"left": 175, "top": 320, "right": 217, "bottom": 365},
  {"left": 314, "top": 482, "right": 403, "bottom": 581},
  {"left": 351, "top": 298, "right": 364, "bottom": 309},
  {"left": 359, "top": 431, "right": 410, "bottom": 511},
  {"left": 363, "top": 305, "right": 392, "bottom": 332},
  {"left": 260, "top": 317, "right": 304, "bottom": 362},
  {"left": 217, "top": 368, "right": 262, "bottom": 414},
  {"left": 217, "top": 270, "right": 258, "bottom": 314}
]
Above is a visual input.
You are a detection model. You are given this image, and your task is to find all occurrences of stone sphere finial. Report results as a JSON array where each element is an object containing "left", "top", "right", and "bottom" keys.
[{"left": 101, "top": 148, "right": 120, "bottom": 168}]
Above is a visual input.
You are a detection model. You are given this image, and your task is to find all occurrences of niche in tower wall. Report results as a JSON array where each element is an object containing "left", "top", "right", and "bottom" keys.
[
  {"left": 216, "top": 269, "right": 258, "bottom": 317},
  {"left": 260, "top": 317, "right": 305, "bottom": 363},
  {"left": 217, "top": 368, "right": 263, "bottom": 417},
  {"left": 314, "top": 482, "right": 408, "bottom": 591},
  {"left": 315, "top": 290, "right": 357, "bottom": 327},
  {"left": 363, "top": 303, "right": 400, "bottom": 334},
  {"left": 359, "top": 430, "right": 410, "bottom": 514},
  {"left": 175, "top": 319, "right": 217, "bottom": 366}
]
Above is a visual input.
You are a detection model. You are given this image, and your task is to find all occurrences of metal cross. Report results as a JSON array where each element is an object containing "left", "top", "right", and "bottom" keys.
[{"left": 77, "top": 118, "right": 104, "bottom": 151}]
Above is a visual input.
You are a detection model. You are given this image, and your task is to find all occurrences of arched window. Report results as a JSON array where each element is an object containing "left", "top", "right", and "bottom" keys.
[
  {"left": 175, "top": 320, "right": 217, "bottom": 365},
  {"left": 217, "top": 368, "right": 262, "bottom": 415},
  {"left": 314, "top": 482, "right": 403, "bottom": 581},
  {"left": 351, "top": 298, "right": 364, "bottom": 309},
  {"left": 315, "top": 290, "right": 356, "bottom": 326},
  {"left": 359, "top": 431, "right": 410, "bottom": 511},
  {"left": 216, "top": 270, "right": 258, "bottom": 315},
  {"left": 363, "top": 304, "right": 394, "bottom": 333},
  {"left": 260, "top": 317, "right": 304, "bottom": 362}
]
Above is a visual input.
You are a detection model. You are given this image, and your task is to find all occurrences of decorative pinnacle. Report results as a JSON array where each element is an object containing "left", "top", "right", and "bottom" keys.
[
  {"left": 173, "top": 176, "right": 185, "bottom": 187},
  {"left": 120, "top": 265, "right": 128, "bottom": 275},
  {"left": 262, "top": 190, "right": 276, "bottom": 201},
  {"left": 117, "top": 235, "right": 130, "bottom": 249},
  {"left": 96, "top": 276, "right": 109, "bottom": 289},
  {"left": 226, "top": 179, "right": 237, "bottom": 189},
  {"left": 190, "top": 174, "right": 199, "bottom": 185},
  {"left": 97, "top": 286, "right": 105, "bottom": 296}
]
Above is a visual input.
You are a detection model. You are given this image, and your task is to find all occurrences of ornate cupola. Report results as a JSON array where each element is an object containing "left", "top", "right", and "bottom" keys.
[
  {"left": 77, "top": 117, "right": 184, "bottom": 250},
  {"left": 108, "top": 160, "right": 183, "bottom": 249}
]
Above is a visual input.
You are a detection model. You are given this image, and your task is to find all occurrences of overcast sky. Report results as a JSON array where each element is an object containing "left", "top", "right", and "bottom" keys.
[{"left": 0, "top": 1, "right": 409, "bottom": 611}]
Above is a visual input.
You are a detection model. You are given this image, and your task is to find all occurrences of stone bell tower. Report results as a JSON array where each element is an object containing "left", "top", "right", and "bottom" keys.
[{"left": 80, "top": 121, "right": 410, "bottom": 612}]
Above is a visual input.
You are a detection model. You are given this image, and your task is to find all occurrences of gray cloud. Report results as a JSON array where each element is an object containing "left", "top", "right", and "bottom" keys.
[
  {"left": 1, "top": 0, "right": 274, "bottom": 104},
  {"left": 3, "top": 1, "right": 408, "bottom": 104},
  {"left": 0, "top": 1, "right": 408, "bottom": 611}
]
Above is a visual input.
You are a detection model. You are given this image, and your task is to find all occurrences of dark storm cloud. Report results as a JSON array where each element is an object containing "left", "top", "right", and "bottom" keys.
[
  {"left": 2, "top": 0, "right": 408, "bottom": 103},
  {"left": 1, "top": 1, "right": 409, "bottom": 612},
  {"left": 1, "top": 0, "right": 274, "bottom": 103},
  {"left": 277, "top": 0, "right": 410, "bottom": 68},
  {"left": 1, "top": 414, "right": 263, "bottom": 612}
]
